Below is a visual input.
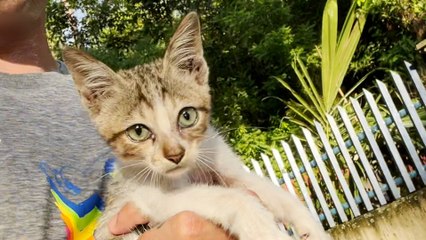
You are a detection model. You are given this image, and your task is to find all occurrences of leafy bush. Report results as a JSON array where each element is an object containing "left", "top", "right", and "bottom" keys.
[
  {"left": 225, "top": 122, "right": 296, "bottom": 165},
  {"left": 46, "top": 0, "right": 425, "bottom": 161}
]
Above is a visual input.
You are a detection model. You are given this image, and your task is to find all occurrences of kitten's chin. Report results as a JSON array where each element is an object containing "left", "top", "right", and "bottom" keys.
[{"left": 163, "top": 166, "right": 190, "bottom": 178}]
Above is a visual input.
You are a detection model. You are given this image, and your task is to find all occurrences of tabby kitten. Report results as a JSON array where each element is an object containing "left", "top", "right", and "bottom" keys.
[{"left": 63, "top": 12, "right": 331, "bottom": 240}]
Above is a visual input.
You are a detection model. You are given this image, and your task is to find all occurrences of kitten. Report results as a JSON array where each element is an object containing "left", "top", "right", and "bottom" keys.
[{"left": 63, "top": 12, "right": 331, "bottom": 240}]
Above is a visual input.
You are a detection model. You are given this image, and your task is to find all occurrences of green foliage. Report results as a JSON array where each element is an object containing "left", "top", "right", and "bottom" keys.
[
  {"left": 46, "top": 1, "right": 71, "bottom": 57},
  {"left": 46, "top": 0, "right": 424, "bottom": 161},
  {"left": 352, "top": 0, "right": 426, "bottom": 79},
  {"left": 276, "top": 0, "right": 367, "bottom": 133},
  {"left": 88, "top": 37, "right": 164, "bottom": 71},
  {"left": 226, "top": 122, "right": 296, "bottom": 165},
  {"left": 203, "top": 1, "right": 317, "bottom": 131},
  {"left": 321, "top": 0, "right": 366, "bottom": 112}
]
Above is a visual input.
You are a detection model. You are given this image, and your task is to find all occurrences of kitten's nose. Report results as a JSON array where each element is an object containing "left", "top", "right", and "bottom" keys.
[{"left": 166, "top": 152, "right": 184, "bottom": 164}]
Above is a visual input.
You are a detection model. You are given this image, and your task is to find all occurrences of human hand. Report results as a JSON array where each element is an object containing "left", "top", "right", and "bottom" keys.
[{"left": 108, "top": 202, "right": 235, "bottom": 240}]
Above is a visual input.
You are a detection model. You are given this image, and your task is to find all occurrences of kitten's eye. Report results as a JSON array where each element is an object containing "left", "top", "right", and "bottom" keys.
[
  {"left": 178, "top": 107, "right": 198, "bottom": 128},
  {"left": 126, "top": 124, "right": 151, "bottom": 142}
]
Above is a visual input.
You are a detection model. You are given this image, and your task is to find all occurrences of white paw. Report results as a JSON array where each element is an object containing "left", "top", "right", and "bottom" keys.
[
  {"left": 232, "top": 208, "right": 293, "bottom": 240},
  {"left": 261, "top": 231, "right": 294, "bottom": 240},
  {"left": 293, "top": 224, "right": 333, "bottom": 240}
]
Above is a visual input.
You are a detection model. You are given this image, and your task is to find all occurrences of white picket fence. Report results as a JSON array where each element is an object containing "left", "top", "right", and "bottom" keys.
[{"left": 248, "top": 61, "right": 426, "bottom": 229}]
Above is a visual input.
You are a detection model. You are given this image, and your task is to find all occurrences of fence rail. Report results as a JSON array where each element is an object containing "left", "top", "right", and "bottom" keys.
[{"left": 248, "top": 62, "right": 426, "bottom": 229}]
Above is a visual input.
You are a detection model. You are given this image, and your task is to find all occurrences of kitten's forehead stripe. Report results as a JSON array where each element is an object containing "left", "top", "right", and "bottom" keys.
[
  {"left": 161, "top": 87, "right": 168, "bottom": 101},
  {"left": 118, "top": 59, "right": 165, "bottom": 108},
  {"left": 105, "top": 131, "right": 123, "bottom": 144},
  {"left": 118, "top": 58, "right": 210, "bottom": 111}
]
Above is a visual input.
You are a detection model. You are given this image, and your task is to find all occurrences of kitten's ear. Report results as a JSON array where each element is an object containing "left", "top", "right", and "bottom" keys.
[
  {"left": 164, "top": 12, "right": 208, "bottom": 85},
  {"left": 62, "top": 47, "right": 117, "bottom": 115}
]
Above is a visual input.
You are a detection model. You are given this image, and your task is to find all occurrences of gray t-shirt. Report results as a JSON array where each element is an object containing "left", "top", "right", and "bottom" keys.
[{"left": 0, "top": 70, "right": 113, "bottom": 239}]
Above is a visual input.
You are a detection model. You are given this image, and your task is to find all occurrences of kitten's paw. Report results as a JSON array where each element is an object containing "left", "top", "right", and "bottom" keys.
[
  {"left": 260, "top": 231, "right": 294, "bottom": 240},
  {"left": 298, "top": 232, "right": 333, "bottom": 240},
  {"left": 254, "top": 193, "right": 328, "bottom": 240},
  {"left": 293, "top": 223, "right": 333, "bottom": 240},
  {"left": 232, "top": 208, "right": 293, "bottom": 240}
]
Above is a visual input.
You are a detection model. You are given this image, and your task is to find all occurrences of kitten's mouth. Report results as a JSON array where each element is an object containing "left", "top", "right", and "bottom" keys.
[{"left": 165, "top": 166, "right": 188, "bottom": 176}]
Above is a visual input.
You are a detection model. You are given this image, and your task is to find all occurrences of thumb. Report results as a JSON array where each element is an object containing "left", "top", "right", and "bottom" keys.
[{"left": 108, "top": 202, "right": 150, "bottom": 235}]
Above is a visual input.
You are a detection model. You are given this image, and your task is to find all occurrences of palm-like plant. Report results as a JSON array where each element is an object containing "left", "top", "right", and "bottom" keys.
[
  {"left": 273, "top": 1, "right": 426, "bottom": 223},
  {"left": 276, "top": 0, "right": 367, "bottom": 132},
  {"left": 274, "top": 1, "right": 369, "bottom": 212}
]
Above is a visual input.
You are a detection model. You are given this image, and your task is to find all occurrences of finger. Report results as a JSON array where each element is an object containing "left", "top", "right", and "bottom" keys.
[
  {"left": 108, "top": 202, "right": 150, "bottom": 236},
  {"left": 137, "top": 227, "right": 170, "bottom": 240},
  {"left": 138, "top": 211, "right": 235, "bottom": 240}
]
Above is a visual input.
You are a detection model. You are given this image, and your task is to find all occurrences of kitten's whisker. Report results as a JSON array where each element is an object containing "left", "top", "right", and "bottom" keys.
[
  {"left": 203, "top": 127, "right": 237, "bottom": 140},
  {"left": 195, "top": 161, "right": 209, "bottom": 183},
  {"left": 89, "top": 172, "right": 112, "bottom": 184},
  {"left": 129, "top": 166, "right": 151, "bottom": 184},
  {"left": 152, "top": 171, "right": 161, "bottom": 188},
  {"left": 117, "top": 161, "right": 148, "bottom": 171},
  {"left": 197, "top": 155, "right": 226, "bottom": 186},
  {"left": 88, "top": 161, "right": 146, "bottom": 184},
  {"left": 200, "top": 160, "right": 224, "bottom": 183},
  {"left": 156, "top": 172, "right": 161, "bottom": 187},
  {"left": 150, "top": 171, "right": 155, "bottom": 187},
  {"left": 128, "top": 170, "right": 145, "bottom": 184},
  {"left": 139, "top": 169, "right": 149, "bottom": 184},
  {"left": 140, "top": 168, "right": 154, "bottom": 185},
  {"left": 197, "top": 154, "right": 214, "bottom": 164},
  {"left": 136, "top": 168, "right": 151, "bottom": 183},
  {"left": 141, "top": 168, "right": 152, "bottom": 185},
  {"left": 213, "top": 126, "right": 236, "bottom": 134},
  {"left": 200, "top": 162, "right": 210, "bottom": 183},
  {"left": 198, "top": 148, "right": 216, "bottom": 153},
  {"left": 148, "top": 169, "right": 159, "bottom": 187}
]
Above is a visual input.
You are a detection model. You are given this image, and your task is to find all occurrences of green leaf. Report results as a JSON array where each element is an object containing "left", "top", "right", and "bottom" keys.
[
  {"left": 321, "top": 0, "right": 338, "bottom": 112},
  {"left": 321, "top": 0, "right": 366, "bottom": 113},
  {"left": 293, "top": 56, "right": 327, "bottom": 121},
  {"left": 275, "top": 77, "right": 325, "bottom": 122}
]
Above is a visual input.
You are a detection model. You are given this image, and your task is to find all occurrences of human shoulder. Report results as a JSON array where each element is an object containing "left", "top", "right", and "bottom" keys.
[{"left": 0, "top": 67, "right": 72, "bottom": 89}]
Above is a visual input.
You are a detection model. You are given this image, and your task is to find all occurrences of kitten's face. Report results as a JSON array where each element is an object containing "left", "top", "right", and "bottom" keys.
[{"left": 63, "top": 12, "right": 211, "bottom": 179}]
